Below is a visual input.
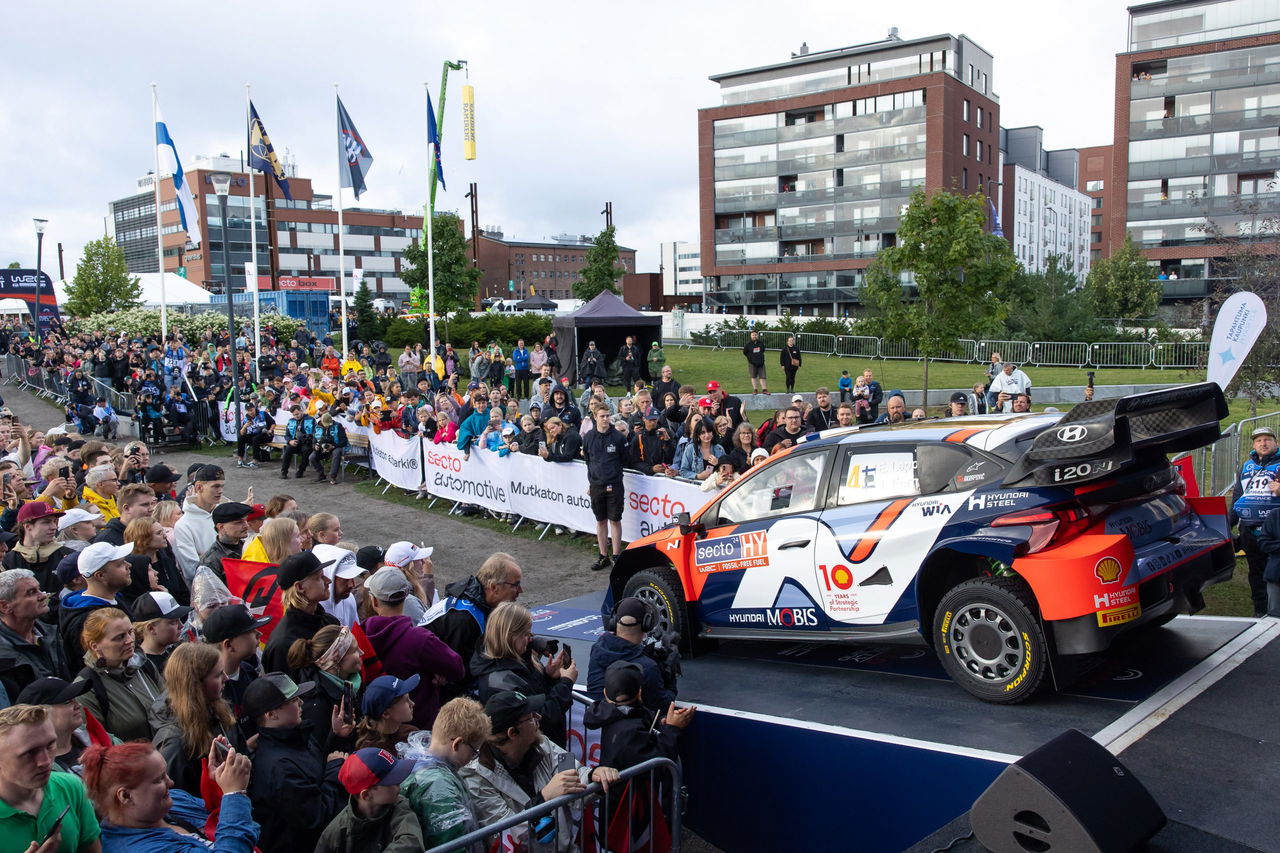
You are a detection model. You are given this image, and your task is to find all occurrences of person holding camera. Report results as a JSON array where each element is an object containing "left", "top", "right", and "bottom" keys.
[
  {"left": 586, "top": 598, "right": 676, "bottom": 716},
  {"left": 309, "top": 413, "right": 349, "bottom": 486},
  {"left": 471, "top": 602, "right": 576, "bottom": 748},
  {"left": 279, "top": 405, "right": 317, "bottom": 480}
]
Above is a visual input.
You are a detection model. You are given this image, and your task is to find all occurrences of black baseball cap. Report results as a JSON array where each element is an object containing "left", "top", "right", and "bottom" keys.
[
  {"left": 211, "top": 502, "right": 252, "bottom": 524},
  {"left": 16, "top": 677, "right": 91, "bottom": 706},
  {"left": 186, "top": 462, "right": 204, "bottom": 477},
  {"left": 604, "top": 661, "right": 644, "bottom": 703},
  {"left": 243, "top": 673, "right": 315, "bottom": 719},
  {"left": 613, "top": 598, "right": 650, "bottom": 629},
  {"left": 949, "top": 392, "right": 968, "bottom": 404},
  {"left": 145, "top": 464, "right": 182, "bottom": 484},
  {"left": 277, "top": 551, "right": 334, "bottom": 589},
  {"left": 484, "top": 690, "right": 546, "bottom": 734},
  {"left": 132, "top": 591, "right": 193, "bottom": 622},
  {"left": 194, "top": 465, "right": 225, "bottom": 482},
  {"left": 201, "top": 604, "right": 271, "bottom": 644},
  {"left": 355, "top": 545, "right": 385, "bottom": 573}
]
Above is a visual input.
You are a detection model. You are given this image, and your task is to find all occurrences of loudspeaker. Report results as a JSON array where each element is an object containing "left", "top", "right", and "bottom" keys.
[{"left": 970, "top": 729, "right": 1165, "bottom": 853}]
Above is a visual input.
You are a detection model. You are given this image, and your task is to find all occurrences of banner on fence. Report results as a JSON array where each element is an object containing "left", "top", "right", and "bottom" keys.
[
  {"left": 369, "top": 428, "right": 426, "bottom": 490},
  {"left": 418, "top": 441, "right": 709, "bottom": 540},
  {"left": 217, "top": 403, "right": 251, "bottom": 441}
]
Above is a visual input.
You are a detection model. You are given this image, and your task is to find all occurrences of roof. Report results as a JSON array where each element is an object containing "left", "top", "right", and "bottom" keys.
[
  {"left": 52, "top": 272, "right": 212, "bottom": 307},
  {"left": 796, "top": 413, "right": 1062, "bottom": 452},
  {"left": 710, "top": 33, "right": 955, "bottom": 82},
  {"left": 558, "top": 290, "right": 660, "bottom": 326}
]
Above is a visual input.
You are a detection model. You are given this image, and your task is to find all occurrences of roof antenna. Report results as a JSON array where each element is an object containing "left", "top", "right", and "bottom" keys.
[
  {"left": 790, "top": 41, "right": 809, "bottom": 59},
  {"left": 887, "top": 27, "right": 901, "bottom": 41}
]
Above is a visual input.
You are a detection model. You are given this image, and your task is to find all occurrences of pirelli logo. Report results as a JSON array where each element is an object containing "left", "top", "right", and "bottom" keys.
[{"left": 1097, "top": 603, "right": 1141, "bottom": 627}]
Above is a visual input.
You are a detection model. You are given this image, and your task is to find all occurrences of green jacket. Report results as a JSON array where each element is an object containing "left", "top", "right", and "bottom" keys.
[
  {"left": 647, "top": 347, "right": 665, "bottom": 373},
  {"left": 401, "top": 756, "right": 481, "bottom": 852},
  {"left": 316, "top": 795, "right": 423, "bottom": 853}
]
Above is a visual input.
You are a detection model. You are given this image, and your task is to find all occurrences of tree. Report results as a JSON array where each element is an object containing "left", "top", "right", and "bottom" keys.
[
  {"left": 6, "top": 262, "right": 19, "bottom": 269},
  {"left": 1003, "top": 254, "right": 1105, "bottom": 343},
  {"left": 1083, "top": 236, "right": 1161, "bottom": 320},
  {"left": 64, "top": 236, "right": 142, "bottom": 317},
  {"left": 862, "top": 189, "right": 1018, "bottom": 409},
  {"left": 1197, "top": 188, "right": 1280, "bottom": 416},
  {"left": 352, "top": 280, "right": 382, "bottom": 341},
  {"left": 574, "top": 225, "right": 626, "bottom": 301},
  {"left": 401, "top": 212, "right": 481, "bottom": 318}
]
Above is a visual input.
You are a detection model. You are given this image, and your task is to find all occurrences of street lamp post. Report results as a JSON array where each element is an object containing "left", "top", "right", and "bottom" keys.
[
  {"left": 210, "top": 173, "right": 243, "bottom": 441},
  {"left": 33, "top": 219, "right": 47, "bottom": 347}
]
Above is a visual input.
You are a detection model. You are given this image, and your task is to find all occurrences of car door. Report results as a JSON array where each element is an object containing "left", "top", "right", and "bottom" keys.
[
  {"left": 814, "top": 443, "right": 977, "bottom": 626},
  {"left": 694, "top": 449, "right": 832, "bottom": 631}
]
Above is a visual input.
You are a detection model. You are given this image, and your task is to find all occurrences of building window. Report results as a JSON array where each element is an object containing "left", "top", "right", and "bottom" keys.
[
  {"left": 1086, "top": 180, "right": 1104, "bottom": 191},
  {"left": 1092, "top": 197, "right": 1103, "bottom": 209},
  {"left": 962, "top": 168, "right": 969, "bottom": 190},
  {"left": 976, "top": 140, "right": 984, "bottom": 161},
  {"left": 963, "top": 134, "right": 970, "bottom": 156},
  {"left": 976, "top": 107, "right": 983, "bottom": 129},
  {"left": 963, "top": 99, "right": 970, "bottom": 122},
  {"left": 1091, "top": 232, "right": 1102, "bottom": 244}
]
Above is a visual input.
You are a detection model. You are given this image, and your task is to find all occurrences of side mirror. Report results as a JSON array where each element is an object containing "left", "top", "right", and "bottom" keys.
[{"left": 673, "top": 511, "right": 704, "bottom": 537}]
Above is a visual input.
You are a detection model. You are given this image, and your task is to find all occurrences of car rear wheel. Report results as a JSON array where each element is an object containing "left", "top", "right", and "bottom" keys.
[
  {"left": 934, "top": 576, "right": 1048, "bottom": 704},
  {"left": 622, "top": 567, "right": 689, "bottom": 644}
]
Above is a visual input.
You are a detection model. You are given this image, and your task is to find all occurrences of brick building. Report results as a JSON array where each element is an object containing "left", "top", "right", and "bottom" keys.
[
  {"left": 698, "top": 31, "right": 1001, "bottom": 315},
  {"left": 469, "top": 229, "right": 636, "bottom": 304}
]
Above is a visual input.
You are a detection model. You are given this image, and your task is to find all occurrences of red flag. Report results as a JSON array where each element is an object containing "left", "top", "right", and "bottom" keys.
[{"left": 221, "top": 558, "right": 284, "bottom": 642}]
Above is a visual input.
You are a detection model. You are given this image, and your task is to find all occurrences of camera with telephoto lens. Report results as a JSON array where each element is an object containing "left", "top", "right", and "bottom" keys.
[
  {"left": 529, "top": 636, "right": 572, "bottom": 667},
  {"left": 641, "top": 626, "right": 683, "bottom": 694}
]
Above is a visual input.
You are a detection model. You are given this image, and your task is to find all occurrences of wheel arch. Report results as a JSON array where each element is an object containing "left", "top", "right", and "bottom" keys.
[
  {"left": 607, "top": 546, "right": 687, "bottom": 608},
  {"left": 914, "top": 547, "right": 997, "bottom": 645}
]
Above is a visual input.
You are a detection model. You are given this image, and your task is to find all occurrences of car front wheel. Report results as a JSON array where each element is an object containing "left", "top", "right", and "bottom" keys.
[
  {"left": 933, "top": 576, "right": 1048, "bottom": 704},
  {"left": 622, "top": 566, "right": 689, "bottom": 644}
]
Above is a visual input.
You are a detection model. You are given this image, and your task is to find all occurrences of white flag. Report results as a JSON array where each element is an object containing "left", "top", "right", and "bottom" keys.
[{"left": 1207, "top": 291, "right": 1267, "bottom": 389}]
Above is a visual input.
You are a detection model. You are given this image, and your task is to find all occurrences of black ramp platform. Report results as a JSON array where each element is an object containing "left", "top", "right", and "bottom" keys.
[{"left": 540, "top": 592, "right": 1280, "bottom": 851}]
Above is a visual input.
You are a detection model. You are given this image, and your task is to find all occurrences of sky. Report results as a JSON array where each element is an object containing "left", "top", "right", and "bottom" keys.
[{"left": 0, "top": 0, "right": 1132, "bottom": 280}]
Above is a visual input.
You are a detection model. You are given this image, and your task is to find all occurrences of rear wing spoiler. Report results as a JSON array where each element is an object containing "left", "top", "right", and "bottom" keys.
[{"left": 1004, "top": 382, "right": 1228, "bottom": 487}]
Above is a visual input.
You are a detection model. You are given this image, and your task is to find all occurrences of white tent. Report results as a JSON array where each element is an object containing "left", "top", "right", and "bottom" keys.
[
  {"left": 52, "top": 272, "right": 211, "bottom": 308},
  {"left": 0, "top": 298, "right": 30, "bottom": 318}
]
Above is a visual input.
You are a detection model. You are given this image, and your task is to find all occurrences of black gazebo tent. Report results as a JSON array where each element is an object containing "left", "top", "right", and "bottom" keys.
[
  {"left": 551, "top": 291, "right": 662, "bottom": 386},
  {"left": 515, "top": 294, "right": 558, "bottom": 311}
]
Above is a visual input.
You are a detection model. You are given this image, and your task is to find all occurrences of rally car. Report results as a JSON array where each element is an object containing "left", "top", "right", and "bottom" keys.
[{"left": 605, "top": 383, "right": 1235, "bottom": 703}]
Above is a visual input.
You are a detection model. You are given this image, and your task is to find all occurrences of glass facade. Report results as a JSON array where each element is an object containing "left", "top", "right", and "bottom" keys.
[
  {"left": 711, "top": 89, "right": 927, "bottom": 278},
  {"left": 719, "top": 51, "right": 950, "bottom": 105},
  {"left": 1126, "top": 41, "right": 1280, "bottom": 252},
  {"left": 1130, "top": 0, "right": 1280, "bottom": 50}
]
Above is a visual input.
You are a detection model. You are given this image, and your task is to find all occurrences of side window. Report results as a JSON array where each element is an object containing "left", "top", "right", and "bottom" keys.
[
  {"left": 831, "top": 448, "right": 920, "bottom": 506},
  {"left": 716, "top": 452, "right": 829, "bottom": 524},
  {"left": 916, "top": 443, "right": 1005, "bottom": 492}
]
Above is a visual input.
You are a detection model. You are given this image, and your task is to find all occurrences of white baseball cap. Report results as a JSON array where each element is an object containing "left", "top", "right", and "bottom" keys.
[
  {"left": 383, "top": 541, "right": 433, "bottom": 567},
  {"left": 77, "top": 542, "right": 135, "bottom": 577},
  {"left": 312, "top": 544, "right": 366, "bottom": 580},
  {"left": 57, "top": 507, "right": 102, "bottom": 532}
]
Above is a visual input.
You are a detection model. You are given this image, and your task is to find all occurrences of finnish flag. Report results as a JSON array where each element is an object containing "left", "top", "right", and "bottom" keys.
[{"left": 155, "top": 106, "right": 202, "bottom": 248}]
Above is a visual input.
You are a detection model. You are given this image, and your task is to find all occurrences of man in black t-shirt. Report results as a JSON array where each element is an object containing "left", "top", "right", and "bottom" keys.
[{"left": 582, "top": 406, "right": 630, "bottom": 572}]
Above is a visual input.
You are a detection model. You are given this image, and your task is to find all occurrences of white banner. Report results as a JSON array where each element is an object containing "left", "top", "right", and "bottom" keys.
[
  {"left": 1208, "top": 291, "right": 1267, "bottom": 389},
  {"left": 417, "top": 441, "right": 709, "bottom": 540},
  {"left": 217, "top": 402, "right": 249, "bottom": 441},
  {"left": 368, "top": 428, "right": 425, "bottom": 490}
]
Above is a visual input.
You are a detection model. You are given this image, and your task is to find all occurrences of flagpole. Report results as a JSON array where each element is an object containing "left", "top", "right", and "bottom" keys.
[
  {"left": 151, "top": 83, "right": 168, "bottom": 342},
  {"left": 334, "top": 84, "right": 348, "bottom": 352},
  {"left": 424, "top": 83, "right": 437, "bottom": 359},
  {"left": 246, "top": 84, "right": 261, "bottom": 382}
]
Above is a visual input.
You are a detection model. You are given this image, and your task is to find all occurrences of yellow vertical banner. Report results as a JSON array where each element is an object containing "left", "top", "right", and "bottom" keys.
[{"left": 462, "top": 85, "right": 477, "bottom": 160}]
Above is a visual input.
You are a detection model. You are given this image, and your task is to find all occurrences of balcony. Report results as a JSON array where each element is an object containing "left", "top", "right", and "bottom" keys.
[
  {"left": 714, "top": 226, "right": 778, "bottom": 242},
  {"left": 1129, "top": 105, "right": 1280, "bottom": 140},
  {"left": 1127, "top": 191, "right": 1280, "bottom": 221},
  {"left": 1127, "top": 149, "right": 1280, "bottom": 180},
  {"left": 1130, "top": 64, "right": 1280, "bottom": 100}
]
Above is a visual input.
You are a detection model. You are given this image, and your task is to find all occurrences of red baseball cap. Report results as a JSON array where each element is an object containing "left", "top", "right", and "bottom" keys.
[
  {"left": 338, "top": 747, "right": 415, "bottom": 795},
  {"left": 16, "top": 502, "right": 64, "bottom": 526},
  {"left": 706, "top": 381, "right": 721, "bottom": 392},
  {"left": 246, "top": 504, "right": 267, "bottom": 522},
  {"left": 697, "top": 397, "right": 714, "bottom": 408}
]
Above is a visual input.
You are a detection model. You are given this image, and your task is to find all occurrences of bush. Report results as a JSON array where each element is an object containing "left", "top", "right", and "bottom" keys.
[
  {"left": 68, "top": 308, "right": 303, "bottom": 340},
  {"left": 441, "top": 312, "right": 553, "bottom": 349}
]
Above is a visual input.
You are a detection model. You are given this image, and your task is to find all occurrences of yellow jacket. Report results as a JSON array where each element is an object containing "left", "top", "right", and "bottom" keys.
[
  {"left": 81, "top": 486, "right": 119, "bottom": 522},
  {"left": 340, "top": 359, "right": 364, "bottom": 379},
  {"left": 308, "top": 389, "right": 335, "bottom": 416}
]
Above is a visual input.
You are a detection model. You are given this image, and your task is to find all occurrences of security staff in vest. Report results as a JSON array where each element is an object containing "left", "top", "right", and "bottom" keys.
[
  {"left": 1231, "top": 426, "right": 1280, "bottom": 618},
  {"left": 422, "top": 552, "right": 523, "bottom": 701}
]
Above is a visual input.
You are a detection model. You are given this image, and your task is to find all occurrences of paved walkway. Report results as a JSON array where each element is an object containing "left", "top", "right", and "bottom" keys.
[{"left": 4, "top": 383, "right": 600, "bottom": 608}]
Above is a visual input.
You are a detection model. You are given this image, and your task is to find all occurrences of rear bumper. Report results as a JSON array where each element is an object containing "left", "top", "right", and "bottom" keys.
[{"left": 1050, "top": 540, "right": 1235, "bottom": 655}]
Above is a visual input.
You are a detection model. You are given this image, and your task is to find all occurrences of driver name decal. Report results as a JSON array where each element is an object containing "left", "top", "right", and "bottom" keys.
[{"left": 694, "top": 531, "right": 769, "bottom": 573}]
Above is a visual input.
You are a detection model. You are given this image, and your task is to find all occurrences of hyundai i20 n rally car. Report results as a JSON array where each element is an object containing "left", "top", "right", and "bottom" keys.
[{"left": 605, "top": 383, "right": 1235, "bottom": 703}]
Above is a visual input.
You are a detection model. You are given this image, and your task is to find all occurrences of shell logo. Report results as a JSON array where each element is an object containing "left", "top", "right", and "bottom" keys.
[{"left": 1095, "top": 557, "right": 1124, "bottom": 584}]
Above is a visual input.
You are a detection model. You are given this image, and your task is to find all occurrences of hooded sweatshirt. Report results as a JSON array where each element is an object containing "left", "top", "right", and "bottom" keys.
[
  {"left": 173, "top": 498, "right": 216, "bottom": 582},
  {"left": 362, "top": 614, "right": 465, "bottom": 728},
  {"left": 59, "top": 589, "right": 129, "bottom": 664}
]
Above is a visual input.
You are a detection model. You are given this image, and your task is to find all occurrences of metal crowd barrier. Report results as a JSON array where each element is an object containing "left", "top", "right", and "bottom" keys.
[
  {"left": 973, "top": 339, "right": 1033, "bottom": 366},
  {"left": 834, "top": 335, "right": 880, "bottom": 358},
  {"left": 1153, "top": 341, "right": 1210, "bottom": 369},
  {"left": 423, "top": 756, "right": 683, "bottom": 853},
  {"left": 1028, "top": 341, "right": 1088, "bottom": 367},
  {"left": 795, "top": 332, "right": 836, "bottom": 356},
  {"left": 1089, "top": 342, "right": 1154, "bottom": 369}
]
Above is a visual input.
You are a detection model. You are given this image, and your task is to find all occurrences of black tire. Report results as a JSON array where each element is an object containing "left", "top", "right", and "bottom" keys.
[
  {"left": 933, "top": 576, "right": 1048, "bottom": 704},
  {"left": 622, "top": 566, "right": 689, "bottom": 645}
]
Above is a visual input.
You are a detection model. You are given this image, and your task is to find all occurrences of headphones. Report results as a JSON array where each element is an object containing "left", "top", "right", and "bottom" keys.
[{"left": 604, "top": 597, "right": 658, "bottom": 634}]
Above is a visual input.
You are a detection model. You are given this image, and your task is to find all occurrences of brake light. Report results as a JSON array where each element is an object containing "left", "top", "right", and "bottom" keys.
[{"left": 992, "top": 507, "right": 1092, "bottom": 553}]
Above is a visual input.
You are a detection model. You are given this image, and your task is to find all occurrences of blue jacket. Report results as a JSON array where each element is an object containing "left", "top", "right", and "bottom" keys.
[
  {"left": 99, "top": 788, "right": 259, "bottom": 852},
  {"left": 677, "top": 440, "right": 724, "bottom": 480},
  {"left": 316, "top": 421, "right": 348, "bottom": 448},
  {"left": 511, "top": 346, "right": 531, "bottom": 371},
  {"left": 1254, "top": 506, "right": 1280, "bottom": 585},
  {"left": 286, "top": 415, "right": 317, "bottom": 442},
  {"left": 1231, "top": 451, "right": 1280, "bottom": 526},
  {"left": 456, "top": 410, "right": 492, "bottom": 451}
]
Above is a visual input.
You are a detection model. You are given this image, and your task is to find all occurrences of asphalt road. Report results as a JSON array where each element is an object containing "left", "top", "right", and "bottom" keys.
[{"left": 4, "top": 382, "right": 601, "bottom": 608}]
